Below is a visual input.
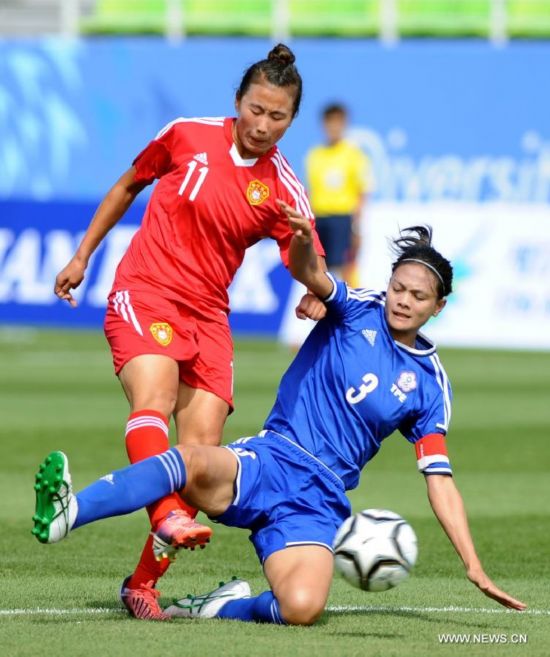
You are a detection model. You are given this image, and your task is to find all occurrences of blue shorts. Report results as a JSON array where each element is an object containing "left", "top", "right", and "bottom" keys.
[
  {"left": 315, "top": 214, "right": 353, "bottom": 268},
  {"left": 213, "top": 430, "right": 351, "bottom": 564}
]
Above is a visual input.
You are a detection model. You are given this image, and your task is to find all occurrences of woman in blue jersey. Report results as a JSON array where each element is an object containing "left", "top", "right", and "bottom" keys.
[{"left": 33, "top": 210, "right": 526, "bottom": 624}]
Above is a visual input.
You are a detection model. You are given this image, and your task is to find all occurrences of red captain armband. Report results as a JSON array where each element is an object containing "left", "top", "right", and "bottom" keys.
[
  {"left": 132, "top": 140, "right": 172, "bottom": 184},
  {"left": 414, "top": 433, "right": 452, "bottom": 475}
]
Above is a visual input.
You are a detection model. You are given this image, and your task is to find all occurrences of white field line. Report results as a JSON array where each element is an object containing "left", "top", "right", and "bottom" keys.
[
  {"left": 327, "top": 605, "right": 550, "bottom": 616},
  {"left": 0, "top": 607, "right": 124, "bottom": 617},
  {"left": 0, "top": 605, "right": 548, "bottom": 617}
]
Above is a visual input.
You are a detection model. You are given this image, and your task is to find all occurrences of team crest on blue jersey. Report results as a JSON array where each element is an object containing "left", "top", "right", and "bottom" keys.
[
  {"left": 396, "top": 371, "right": 417, "bottom": 393},
  {"left": 247, "top": 180, "right": 269, "bottom": 205}
]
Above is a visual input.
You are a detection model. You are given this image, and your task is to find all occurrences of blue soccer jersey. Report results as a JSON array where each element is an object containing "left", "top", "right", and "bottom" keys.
[{"left": 264, "top": 274, "right": 453, "bottom": 490}]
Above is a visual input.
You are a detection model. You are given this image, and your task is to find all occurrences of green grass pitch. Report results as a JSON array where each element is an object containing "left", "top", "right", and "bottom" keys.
[{"left": 0, "top": 328, "right": 549, "bottom": 656}]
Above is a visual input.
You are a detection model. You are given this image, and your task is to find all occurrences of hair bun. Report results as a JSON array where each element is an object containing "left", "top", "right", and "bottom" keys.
[{"left": 267, "top": 43, "right": 296, "bottom": 66}]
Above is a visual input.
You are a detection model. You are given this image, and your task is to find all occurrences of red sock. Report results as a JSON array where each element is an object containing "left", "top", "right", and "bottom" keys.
[
  {"left": 125, "top": 410, "right": 185, "bottom": 528},
  {"left": 125, "top": 410, "right": 195, "bottom": 588}
]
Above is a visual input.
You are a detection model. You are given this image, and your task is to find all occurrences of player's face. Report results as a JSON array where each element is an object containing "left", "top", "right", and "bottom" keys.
[
  {"left": 323, "top": 113, "right": 346, "bottom": 145},
  {"left": 385, "top": 263, "right": 446, "bottom": 346},
  {"left": 234, "top": 80, "right": 295, "bottom": 158}
]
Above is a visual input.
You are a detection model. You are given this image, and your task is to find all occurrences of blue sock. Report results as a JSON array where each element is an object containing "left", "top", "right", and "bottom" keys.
[
  {"left": 73, "top": 448, "right": 186, "bottom": 528},
  {"left": 217, "top": 591, "right": 286, "bottom": 624}
]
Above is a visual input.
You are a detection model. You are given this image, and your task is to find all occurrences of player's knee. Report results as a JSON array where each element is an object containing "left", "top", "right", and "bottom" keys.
[
  {"left": 176, "top": 426, "right": 222, "bottom": 447},
  {"left": 130, "top": 390, "right": 177, "bottom": 417},
  {"left": 177, "top": 445, "right": 209, "bottom": 484},
  {"left": 278, "top": 589, "right": 325, "bottom": 626}
]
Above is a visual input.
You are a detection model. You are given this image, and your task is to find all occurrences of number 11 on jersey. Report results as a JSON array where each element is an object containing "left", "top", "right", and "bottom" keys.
[{"left": 178, "top": 160, "right": 209, "bottom": 201}]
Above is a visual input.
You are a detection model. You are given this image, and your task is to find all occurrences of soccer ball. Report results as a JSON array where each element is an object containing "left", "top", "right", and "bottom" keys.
[{"left": 333, "top": 509, "right": 418, "bottom": 592}]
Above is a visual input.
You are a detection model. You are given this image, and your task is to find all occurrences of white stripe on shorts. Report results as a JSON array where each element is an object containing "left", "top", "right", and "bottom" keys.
[
  {"left": 112, "top": 290, "right": 143, "bottom": 336},
  {"left": 223, "top": 446, "right": 243, "bottom": 506},
  {"left": 123, "top": 291, "right": 143, "bottom": 336},
  {"left": 285, "top": 540, "right": 334, "bottom": 553},
  {"left": 114, "top": 291, "right": 128, "bottom": 322}
]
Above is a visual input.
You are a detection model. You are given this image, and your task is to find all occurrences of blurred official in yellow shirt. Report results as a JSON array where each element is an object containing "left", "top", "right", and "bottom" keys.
[{"left": 306, "top": 104, "right": 369, "bottom": 281}]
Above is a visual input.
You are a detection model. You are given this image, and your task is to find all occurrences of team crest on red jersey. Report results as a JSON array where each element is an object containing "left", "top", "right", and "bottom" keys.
[
  {"left": 150, "top": 322, "right": 173, "bottom": 346},
  {"left": 246, "top": 180, "right": 269, "bottom": 206}
]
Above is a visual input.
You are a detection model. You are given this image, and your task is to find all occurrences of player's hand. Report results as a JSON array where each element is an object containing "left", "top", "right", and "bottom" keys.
[
  {"left": 467, "top": 567, "right": 527, "bottom": 611},
  {"left": 295, "top": 293, "right": 327, "bottom": 321},
  {"left": 276, "top": 199, "right": 313, "bottom": 244},
  {"left": 54, "top": 255, "right": 87, "bottom": 308}
]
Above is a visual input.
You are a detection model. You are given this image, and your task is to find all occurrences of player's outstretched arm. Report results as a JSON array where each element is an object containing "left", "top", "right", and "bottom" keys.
[
  {"left": 54, "top": 166, "right": 147, "bottom": 307},
  {"left": 277, "top": 199, "right": 333, "bottom": 300},
  {"left": 425, "top": 474, "right": 526, "bottom": 610}
]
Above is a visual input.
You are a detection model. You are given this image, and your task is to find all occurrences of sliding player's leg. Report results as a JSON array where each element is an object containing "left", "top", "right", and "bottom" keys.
[
  {"left": 263, "top": 545, "right": 333, "bottom": 625},
  {"left": 165, "top": 545, "right": 333, "bottom": 625},
  {"left": 164, "top": 431, "right": 343, "bottom": 625},
  {"left": 32, "top": 444, "right": 237, "bottom": 543}
]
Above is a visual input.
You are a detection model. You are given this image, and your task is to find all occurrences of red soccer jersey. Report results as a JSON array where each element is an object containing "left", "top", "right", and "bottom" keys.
[{"left": 112, "top": 116, "right": 324, "bottom": 318}]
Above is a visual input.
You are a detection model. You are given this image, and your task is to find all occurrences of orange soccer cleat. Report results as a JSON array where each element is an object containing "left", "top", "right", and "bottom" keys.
[
  {"left": 120, "top": 576, "right": 171, "bottom": 621},
  {"left": 152, "top": 510, "right": 213, "bottom": 561}
]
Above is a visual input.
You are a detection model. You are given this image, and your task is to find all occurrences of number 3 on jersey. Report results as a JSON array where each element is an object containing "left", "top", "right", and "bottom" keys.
[
  {"left": 346, "top": 373, "right": 379, "bottom": 405},
  {"left": 178, "top": 160, "right": 209, "bottom": 201}
]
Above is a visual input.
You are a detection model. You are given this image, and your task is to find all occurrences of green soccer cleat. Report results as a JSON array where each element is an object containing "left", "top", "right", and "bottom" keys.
[
  {"left": 164, "top": 577, "right": 251, "bottom": 619},
  {"left": 32, "top": 451, "right": 78, "bottom": 544}
]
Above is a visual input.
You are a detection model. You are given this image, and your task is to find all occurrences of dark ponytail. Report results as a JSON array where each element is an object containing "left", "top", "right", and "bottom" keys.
[
  {"left": 391, "top": 225, "right": 453, "bottom": 298},
  {"left": 236, "top": 43, "right": 303, "bottom": 117}
]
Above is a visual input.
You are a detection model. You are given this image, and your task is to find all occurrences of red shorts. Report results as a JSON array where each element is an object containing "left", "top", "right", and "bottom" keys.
[{"left": 104, "top": 289, "right": 234, "bottom": 409}]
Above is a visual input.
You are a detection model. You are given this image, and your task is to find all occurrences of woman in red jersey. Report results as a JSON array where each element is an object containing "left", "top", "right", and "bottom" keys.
[{"left": 54, "top": 43, "right": 326, "bottom": 620}]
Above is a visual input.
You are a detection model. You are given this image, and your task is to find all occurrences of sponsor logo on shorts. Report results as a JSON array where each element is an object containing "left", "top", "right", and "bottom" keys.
[
  {"left": 246, "top": 180, "right": 269, "bottom": 206},
  {"left": 150, "top": 322, "right": 173, "bottom": 346}
]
